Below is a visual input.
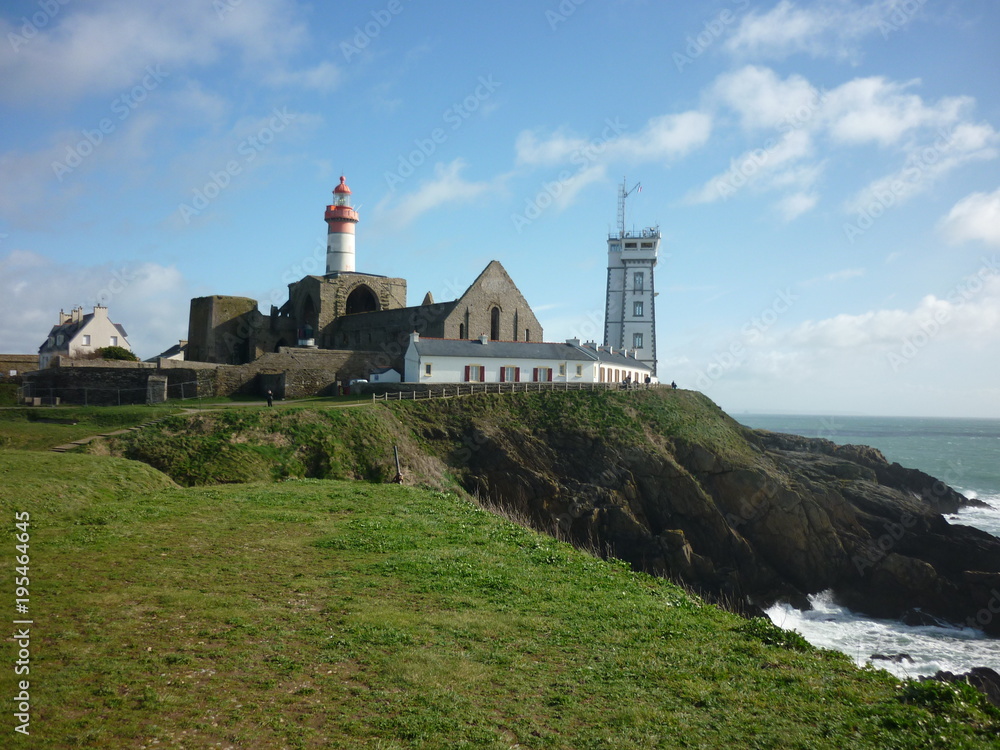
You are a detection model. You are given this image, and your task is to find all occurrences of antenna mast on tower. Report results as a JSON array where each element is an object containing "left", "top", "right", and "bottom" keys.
[{"left": 617, "top": 177, "right": 642, "bottom": 238}]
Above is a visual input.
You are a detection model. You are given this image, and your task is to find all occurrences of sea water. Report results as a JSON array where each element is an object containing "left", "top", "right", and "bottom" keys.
[{"left": 737, "top": 414, "right": 1000, "bottom": 678}]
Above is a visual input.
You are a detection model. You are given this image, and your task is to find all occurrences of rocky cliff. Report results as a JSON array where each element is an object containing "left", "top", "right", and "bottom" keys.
[{"left": 389, "top": 389, "right": 1000, "bottom": 635}]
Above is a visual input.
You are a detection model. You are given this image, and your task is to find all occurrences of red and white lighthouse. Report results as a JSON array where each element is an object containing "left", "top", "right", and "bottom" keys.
[{"left": 325, "top": 176, "right": 359, "bottom": 274}]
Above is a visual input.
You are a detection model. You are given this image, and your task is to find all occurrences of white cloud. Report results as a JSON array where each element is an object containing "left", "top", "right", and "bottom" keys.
[
  {"left": 262, "top": 61, "right": 343, "bottom": 93},
  {"left": 0, "top": 0, "right": 320, "bottom": 106},
  {"left": 0, "top": 250, "right": 193, "bottom": 358},
  {"left": 823, "top": 77, "right": 971, "bottom": 146},
  {"left": 515, "top": 130, "right": 590, "bottom": 167},
  {"left": 939, "top": 188, "right": 1000, "bottom": 247},
  {"left": 845, "top": 124, "right": 999, "bottom": 215},
  {"left": 711, "top": 65, "right": 818, "bottom": 130},
  {"left": 775, "top": 192, "right": 819, "bottom": 221},
  {"left": 724, "top": 0, "right": 908, "bottom": 62},
  {"left": 606, "top": 112, "right": 713, "bottom": 162},
  {"left": 376, "top": 159, "right": 495, "bottom": 227}
]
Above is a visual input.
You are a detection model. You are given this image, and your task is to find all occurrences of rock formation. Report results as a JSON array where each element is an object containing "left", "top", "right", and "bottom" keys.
[{"left": 404, "top": 391, "right": 1000, "bottom": 635}]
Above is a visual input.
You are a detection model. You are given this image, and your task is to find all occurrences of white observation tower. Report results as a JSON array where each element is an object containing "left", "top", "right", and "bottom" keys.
[{"left": 604, "top": 178, "right": 659, "bottom": 375}]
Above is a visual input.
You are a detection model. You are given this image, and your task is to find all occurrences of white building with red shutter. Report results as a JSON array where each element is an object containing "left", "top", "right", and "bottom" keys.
[{"left": 403, "top": 333, "right": 654, "bottom": 385}]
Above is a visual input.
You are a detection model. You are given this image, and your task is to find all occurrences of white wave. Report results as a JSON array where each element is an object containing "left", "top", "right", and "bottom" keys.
[
  {"left": 946, "top": 494, "right": 1000, "bottom": 539},
  {"left": 766, "top": 591, "right": 998, "bottom": 679}
]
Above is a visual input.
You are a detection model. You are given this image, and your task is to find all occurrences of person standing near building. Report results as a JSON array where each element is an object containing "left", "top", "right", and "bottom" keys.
[{"left": 266, "top": 390, "right": 274, "bottom": 407}]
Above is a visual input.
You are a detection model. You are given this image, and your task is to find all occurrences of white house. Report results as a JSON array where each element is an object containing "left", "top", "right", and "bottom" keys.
[
  {"left": 38, "top": 306, "right": 132, "bottom": 368},
  {"left": 369, "top": 367, "right": 401, "bottom": 383},
  {"left": 403, "top": 333, "right": 655, "bottom": 385}
]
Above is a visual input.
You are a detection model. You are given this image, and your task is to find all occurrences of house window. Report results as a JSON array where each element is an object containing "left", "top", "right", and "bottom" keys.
[
  {"left": 633, "top": 333, "right": 643, "bottom": 349},
  {"left": 110, "top": 336, "right": 118, "bottom": 347},
  {"left": 558, "top": 364, "right": 566, "bottom": 376},
  {"left": 533, "top": 367, "right": 552, "bottom": 382},
  {"left": 633, "top": 301, "right": 643, "bottom": 317},
  {"left": 575, "top": 365, "right": 583, "bottom": 377},
  {"left": 424, "top": 363, "right": 432, "bottom": 376},
  {"left": 500, "top": 366, "right": 519, "bottom": 382},
  {"left": 634, "top": 272, "right": 644, "bottom": 291},
  {"left": 465, "top": 365, "right": 484, "bottom": 382},
  {"left": 82, "top": 334, "right": 91, "bottom": 346}
]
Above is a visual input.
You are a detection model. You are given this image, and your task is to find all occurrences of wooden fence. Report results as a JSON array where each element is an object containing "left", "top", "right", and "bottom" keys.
[{"left": 372, "top": 381, "right": 661, "bottom": 402}]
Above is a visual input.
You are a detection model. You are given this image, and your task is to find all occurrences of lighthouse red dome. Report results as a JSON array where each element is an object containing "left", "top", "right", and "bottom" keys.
[{"left": 333, "top": 175, "right": 351, "bottom": 194}]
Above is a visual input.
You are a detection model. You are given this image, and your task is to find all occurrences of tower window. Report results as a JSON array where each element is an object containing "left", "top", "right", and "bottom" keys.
[
  {"left": 459, "top": 323, "right": 465, "bottom": 339},
  {"left": 633, "top": 301, "right": 643, "bottom": 317},
  {"left": 634, "top": 272, "right": 644, "bottom": 291},
  {"left": 490, "top": 307, "right": 500, "bottom": 340},
  {"left": 633, "top": 333, "right": 643, "bottom": 349}
]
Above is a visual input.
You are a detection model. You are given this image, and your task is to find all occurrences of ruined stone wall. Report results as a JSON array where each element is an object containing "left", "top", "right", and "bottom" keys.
[
  {"left": 444, "top": 261, "right": 543, "bottom": 342},
  {"left": 187, "top": 296, "right": 261, "bottom": 364}
]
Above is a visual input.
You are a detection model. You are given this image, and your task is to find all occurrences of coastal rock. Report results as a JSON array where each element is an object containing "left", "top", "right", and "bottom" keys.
[{"left": 420, "top": 392, "right": 1000, "bottom": 636}]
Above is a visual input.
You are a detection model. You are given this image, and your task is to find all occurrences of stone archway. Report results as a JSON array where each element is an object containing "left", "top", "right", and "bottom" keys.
[{"left": 346, "top": 285, "right": 379, "bottom": 315}]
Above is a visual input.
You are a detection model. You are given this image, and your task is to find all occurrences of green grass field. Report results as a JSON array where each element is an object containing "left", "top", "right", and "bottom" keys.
[{"left": 1, "top": 402, "right": 998, "bottom": 748}]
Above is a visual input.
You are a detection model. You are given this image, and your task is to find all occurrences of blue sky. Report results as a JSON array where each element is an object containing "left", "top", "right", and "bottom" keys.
[{"left": 1, "top": 0, "right": 998, "bottom": 417}]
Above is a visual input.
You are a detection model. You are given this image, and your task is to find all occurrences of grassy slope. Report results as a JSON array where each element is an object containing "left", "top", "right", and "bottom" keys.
[
  {"left": 1, "top": 448, "right": 998, "bottom": 749},
  {"left": 0, "top": 405, "right": 181, "bottom": 451}
]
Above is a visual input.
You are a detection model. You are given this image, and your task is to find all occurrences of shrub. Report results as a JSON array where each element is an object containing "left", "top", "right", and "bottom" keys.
[{"left": 96, "top": 346, "right": 138, "bottom": 361}]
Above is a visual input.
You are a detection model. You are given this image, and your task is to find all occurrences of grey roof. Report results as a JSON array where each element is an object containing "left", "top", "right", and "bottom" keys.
[{"left": 411, "top": 338, "right": 652, "bottom": 371}]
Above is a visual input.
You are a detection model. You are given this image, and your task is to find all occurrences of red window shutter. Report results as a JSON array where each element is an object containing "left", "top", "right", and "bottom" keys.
[
  {"left": 464, "top": 365, "right": 470, "bottom": 382},
  {"left": 500, "top": 367, "right": 506, "bottom": 382},
  {"left": 532, "top": 367, "right": 538, "bottom": 382},
  {"left": 479, "top": 367, "right": 485, "bottom": 382},
  {"left": 547, "top": 368, "right": 553, "bottom": 382},
  {"left": 515, "top": 367, "right": 520, "bottom": 382}
]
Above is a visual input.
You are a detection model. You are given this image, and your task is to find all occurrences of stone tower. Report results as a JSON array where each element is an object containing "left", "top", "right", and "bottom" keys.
[{"left": 604, "top": 179, "right": 658, "bottom": 375}]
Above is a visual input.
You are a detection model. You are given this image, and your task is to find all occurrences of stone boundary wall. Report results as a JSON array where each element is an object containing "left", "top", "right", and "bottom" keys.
[
  {"left": 22, "top": 346, "right": 396, "bottom": 404},
  {"left": 23, "top": 366, "right": 217, "bottom": 406},
  {"left": 0, "top": 354, "right": 40, "bottom": 377}
]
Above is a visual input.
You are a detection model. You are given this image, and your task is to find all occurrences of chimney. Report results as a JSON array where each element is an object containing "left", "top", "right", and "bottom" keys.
[
  {"left": 71, "top": 307, "right": 83, "bottom": 323},
  {"left": 479, "top": 334, "right": 488, "bottom": 344},
  {"left": 92, "top": 305, "right": 108, "bottom": 319},
  {"left": 409, "top": 331, "right": 420, "bottom": 344},
  {"left": 566, "top": 338, "right": 581, "bottom": 346},
  {"left": 59, "top": 309, "right": 70, "bottom": 325}
]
